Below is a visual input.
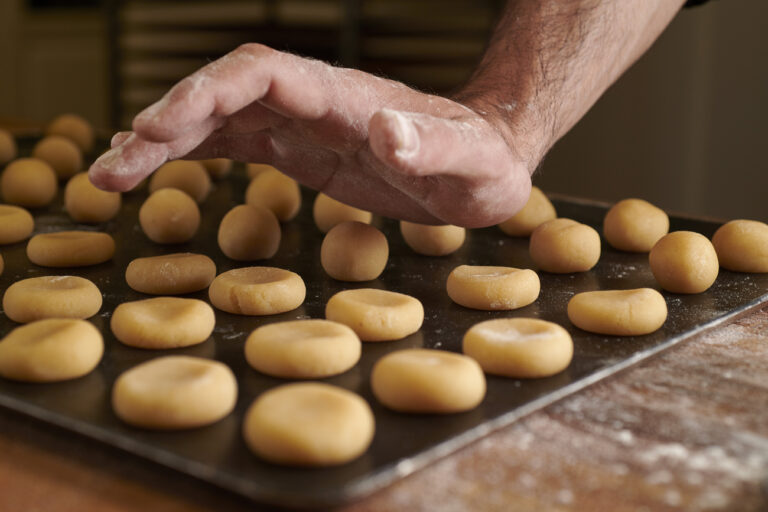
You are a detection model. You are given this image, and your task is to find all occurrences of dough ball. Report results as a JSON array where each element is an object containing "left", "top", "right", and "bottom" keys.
[
  {"left": 603, "top": 198, "right": 669, "bottom": 252},
  {"left": 498, "top": 186, "right": 556, "bottom": 237},
  {"left": 31, "top": 135, "right": 83, "bottom": 180},
  {"left": 446, "top": 265, "right": 540, "bottom": 310},
  {"left": 313, "top": 193, "right": 372, "bottom": 233},
  {"left": 400, "top": 222, "right": 465, "bottom": 256},
  {"left": 218, "top": 204, "right": 281, "bottom": 260},
  {"left": 649, "top": 231, "right": 719, "bottom": 293},
  {"left": 245, "top": 163, "right": 277, "bottom": 179},
  {"left": 3, "top": 275, "right": 102, "bottom": 323},
  {"left": 245, "top": 168, "right": 301, "bottom": 222},
  {"left": 149, "top": 160, "right": 211, "bottom": 203},
  {"left": 64, "top": 172, "right": 121, "bottom": 223},
  {"left": 111, "top": 297, "right": 215, "bottom": 349},
  {"left": 125, "top": 253, "right": 216, "bottom": 295},
  {"left": 208, "top": 266, "right": 306, "bottom": 315},
  {"left": 711, "top": 219, "right": 768, "bottom": 273},
  {"left": 245, "top": 319, "right": 361, "bottom": 379},
  {"left": 0, "top": 205, "right": 34, "bottom": 245},
  {"left": 45, "top": 114, "right": 94, "bottom": 153},
  {"left": 463, "top": 318, "right": 573, "bottom": 378},
  {"left": 0, "top": 128, "right": 18, "bottom": 165},
  {"left": 529, "top": 218, "right": 601, "bottom": 273},
  {"left": 567, "top": 288, "right": 667, "bottom": 335},
  {"left": 372, "top": 349, "right": 485, "bottom": 414},
  {"left": 325, "top": 288, "right": 423, "bottom": 342},
  {"left": 139, "top": 188, "right": 200, "bottom": 244},
  {"left": 200, "top": 158, "right": 232, "bottom": 179},
  {"left": 1, "top": 158, "right": 57, "bottom": 208},
  {"left": 243, "top": 382, "right": 374, "bottom": 467},
  {"left": 112, "top": 356, "right": 237, "bottom": 430},
  {"left": 321, "top": 221, "right": 389, "bottom": 281},
  {"left": 0, "top": 318, "right": 103, "bottom": 382},
  {"left": 27, "top": 231, "right": 115, "bottom": 267}
]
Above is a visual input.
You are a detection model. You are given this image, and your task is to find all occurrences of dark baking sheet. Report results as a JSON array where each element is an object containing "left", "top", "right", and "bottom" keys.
[{"left": 1, "top": 157, "right": 767, "bottom": 509}]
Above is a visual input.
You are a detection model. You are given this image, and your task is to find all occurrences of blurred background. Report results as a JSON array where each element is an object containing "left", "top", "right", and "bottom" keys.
[{"left": 0, "top": 0, "right": 765, "bottom": 221}]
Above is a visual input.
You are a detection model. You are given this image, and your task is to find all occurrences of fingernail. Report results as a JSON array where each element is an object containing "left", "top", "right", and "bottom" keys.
[{"left": 383, "top": 109, "right": 420, "bottom": 160}]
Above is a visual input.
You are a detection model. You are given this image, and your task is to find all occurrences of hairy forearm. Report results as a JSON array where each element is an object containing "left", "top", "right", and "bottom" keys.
[{"left": 457, "top": 0, "right": 687, "bottom": 169}]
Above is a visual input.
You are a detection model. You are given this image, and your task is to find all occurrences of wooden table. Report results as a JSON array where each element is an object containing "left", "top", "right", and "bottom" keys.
[{"left": 1, "top": 304, "right": 766, "bottom": 511}]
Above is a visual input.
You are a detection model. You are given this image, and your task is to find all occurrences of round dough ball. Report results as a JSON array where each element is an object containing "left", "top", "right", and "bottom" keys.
[
  {"left": 0, "top": 205, "right": 34, "bottom": 245},
  {"left": 0, "top": 318, "right": 103, "bottom": 382},
  {"left": 603, "top": 198, "right": 669, "bottom": 252},
  {"left": 125, "top": 253, "right": 216, "bottom": 295},
  {"left": 446, "top": 265, "right": 540, "bottom": 310},
  {"left": 200, "top": 158, "right": 232, "bottom": 179},
  {"left": 245, "top": 319, "right": 361, "bottom": 379},
  {"left": 218, "top": 204, "right": 281, "bottom": 260},
  {"left": 313, "top": 193, "right": 372, "bottom": 233},
  {"left": 245, "top": 168, "right": 301, "bottom": 222},
  {"left": 3, "top": 275, "right": 102, "bottom": 323},
  {"left": 567, "top": 288, "right": 667, "bottom": 335},
  {"left": 463, "top": 318, "right": 573, "bottom": 378},
  {"left": 1, "top": 158, "right": 57, "bottom": 208},
  {"left": 321, "top": 221, "right": 388, "bottom": 281},
  {"left": 0, "top": 128, "right": 18, "bottom": 165},
  {"left": 45, "top": 114, "right": 94, "bottom": 153},
  {"left": 649, "top": 231, "right": 719, "bottom": 293},
  {"left": 529, "top": 218, "right": 601, "bottom": 273},
  {"left": 27, "top": 231, "right": 115, "bottom": 267},
  {"left": 64, "top": 172, "right": 121, "bottom": 223},
  {"left": 112, "top": 356, "right": 237, "bottom": 430},
  {"left": 245, "top": 163, "right": 276, "bottom": 179},
  {"left": 208, "top": 266, "right": 306, "bottom": 315},
  {"left": 325, "top": 288, "right": 423, "bottom": 342},
  {"left": 243, "top": 382, "right": 374, "bottom": 467},
  {"left": 711, "top": 219, "right": 768, "bottom": 273},
  {"left": 31, "top": 135, "right": 83, "bottom": 180},
  {"left": 498, "top": 186, "right": 556, "bottom": 237},
  {"left": 139, "top": 188, "right": 200, "bottom": 244},
  {"left": 149, "top": 160, "right": 211, "bottom": 203},
  {"left": 371, "top": 349, "right": 486, "bottom": 413},
  {"left": 111, "top": 297, "right": 215, "bottom": 349},
  {"left": 400, "top": 222, "right": 465, "bottom": 256}
]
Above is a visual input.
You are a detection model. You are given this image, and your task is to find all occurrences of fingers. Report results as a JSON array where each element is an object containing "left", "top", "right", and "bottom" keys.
[{"left": 111, "top": 131, "right": 132, "bottom": 148}]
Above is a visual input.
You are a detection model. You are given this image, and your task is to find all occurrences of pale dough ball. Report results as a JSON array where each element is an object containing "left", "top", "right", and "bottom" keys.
[
  {"left": 31, "top": 135, "right": 83, "bottom": 180},
  {"left": 245, "top": 168, "right": 301, "bottom": 222},
  {"left": 208, "top": 266, "right": 306, "bottom": 315},
  {"left": 245, "top": 163, "right": 276, "bottom": 179},
  {"left": 711, "top": 219, "right": 768, "bottom": 273},
  {"left": 446, "top": 265, "right": 540, "bottom": 310},
  {"left": 125, "top": 253, "right": 216, "bottom": 294},
  {"left": 27, "top": 231, "right": 115, "bottom": 267},
  {"left": 313, "top": 193, "right": 372, "bottom": 233},
  {"left": 218, "top": 204, "right": 281, "bottom": 260},
  {"left": 529, "top": 218, "right": 601, "bottom": 273},
  {"left": 45, "top": 114, "right": 94, "bottom": 153},
  {"left": 200, "top": 158, "right": 232, "bottom": 179},
  {"left": 243, "top": 382, "right": 374, "bottom": 467},
  {"left": 498, "top": 186, "right": 556, "bottom": 237},
  {"left": 321, "top": 221, "right": 388, "bottom": 281},
  {"left": 1, "top": 158, "right": 57, "bottom": 208},
  {"left": 567, "top": 288, "right": 667, "bottom": 336},
  {"left": 112, "top": 356, "right": 237, "bottom": 430},
  {"left": 149, "top": 160, "right": 211, "bottom": 203},
  {"left": 400, "top": 222, "right": 465, "bottom": 256},
  {"left": 111, "top": 297, "right": 215, "bottom": 349},
  {"left": 245, "top": 319, "right": 361, "bottom": 379},
  {"left": 0, "top": 205, "right": 34, "bottom": 245},
  {"left": 372, "top": 349, "right": 485, "bottom": 413},
  {"left": 463, "top": 318, "right": 573, "bottom": 378},
  {"left": 3, "top": 275, "right": 102, "bottom": 323},
  {"left": 0, "top": 318, "right": 103, "bottom": 382},
  {"left": 603, "top": 198, "right": 669, "bottom": 252},
  {"left": 0, "top": 128, "right": 18, "bottom": 165},
  {"left": 64, "top": 172, "right": 121, "bottom": 223},
  {"left": 649, "top": 231, "right": 719, "bottom": 294},
  {"left": 139, "top": 188, "right": 200, "bottom": 244},
  {"left": 325, "top": 288, "right": 423, "bottom": 342}
]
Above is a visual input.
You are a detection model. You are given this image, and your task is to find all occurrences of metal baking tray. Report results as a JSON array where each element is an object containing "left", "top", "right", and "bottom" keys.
[{"left": 1, "top": 157, "right": 766, "bottom": 509}]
